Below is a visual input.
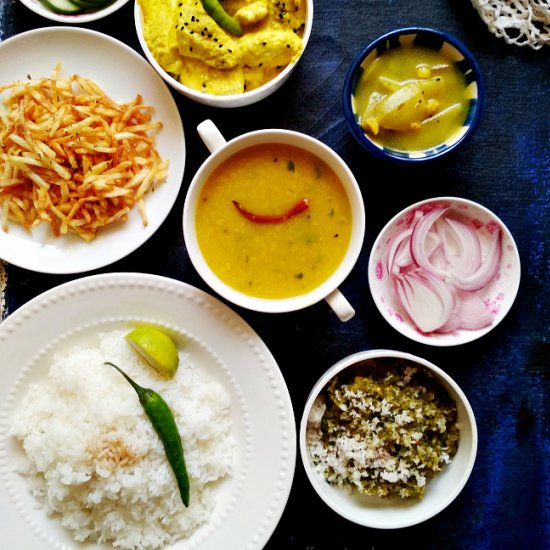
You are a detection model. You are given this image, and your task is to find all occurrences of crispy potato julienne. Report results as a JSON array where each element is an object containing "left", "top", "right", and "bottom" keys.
[{"left": 0, "top": 64, "right": 168, "bottom": 241}]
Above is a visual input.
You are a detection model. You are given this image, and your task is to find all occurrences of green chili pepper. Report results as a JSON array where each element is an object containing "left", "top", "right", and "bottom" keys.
[
  {"left": 105, "top": 362, "right": 190, "bottom": 507},
  {"left": 201, "top": 0, "right": 243, "bottom": 37}
]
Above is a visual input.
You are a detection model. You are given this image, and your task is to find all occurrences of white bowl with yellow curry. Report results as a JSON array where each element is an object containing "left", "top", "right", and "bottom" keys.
[{"left": 135, "top": 0, "right": 313, "bottom": 107}]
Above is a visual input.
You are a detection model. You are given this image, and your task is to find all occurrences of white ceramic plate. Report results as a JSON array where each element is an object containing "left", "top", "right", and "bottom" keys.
[
  {"left": 0, "top": 273, "right": 296, "bottom": 550},
  {"left": 0, "top": 28, "right": 185, "bottom": 274},
  {"left": 18, "top": 0, "right": 130, "bottom": 24}
]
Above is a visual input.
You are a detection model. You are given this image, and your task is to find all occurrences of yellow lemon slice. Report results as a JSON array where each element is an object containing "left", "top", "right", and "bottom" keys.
[{"left": 125, "top": 327, "right": 179, "bottom": 378}]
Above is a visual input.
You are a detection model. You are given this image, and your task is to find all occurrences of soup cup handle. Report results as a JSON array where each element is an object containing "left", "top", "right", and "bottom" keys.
[
  {"left": 197, "top": 119, "right": 228, "bottom": 153},
  {"left": 325, "top": 289, "right": 355, "bottom": 322}
]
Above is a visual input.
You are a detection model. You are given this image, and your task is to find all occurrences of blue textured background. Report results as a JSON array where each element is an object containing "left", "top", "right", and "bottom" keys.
[{"left": 0, "top": 1, "right": 548, "bottom": 549}]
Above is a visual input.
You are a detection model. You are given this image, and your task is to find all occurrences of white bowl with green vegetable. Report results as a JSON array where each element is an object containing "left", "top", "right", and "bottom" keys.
[
  {"left": 18, "top": 0, "right": 129, "bottom": 23},
  {"left": 300, "top": 349, "right": 478, "bottom": 529}
]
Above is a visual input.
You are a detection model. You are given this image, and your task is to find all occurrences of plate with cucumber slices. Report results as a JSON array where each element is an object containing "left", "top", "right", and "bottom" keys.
[{"left": 18, "top": 0, "right": 129, "bottom": 23}]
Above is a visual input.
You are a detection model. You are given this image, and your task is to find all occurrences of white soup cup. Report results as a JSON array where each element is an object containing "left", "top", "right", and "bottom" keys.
[{"left": 183, "top": 120, "right": 365, "bottom": 321}]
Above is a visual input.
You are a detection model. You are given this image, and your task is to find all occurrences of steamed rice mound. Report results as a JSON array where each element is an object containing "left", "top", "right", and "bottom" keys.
[{"left": 11, "top": 329, "right": 234, "bottom": 549}]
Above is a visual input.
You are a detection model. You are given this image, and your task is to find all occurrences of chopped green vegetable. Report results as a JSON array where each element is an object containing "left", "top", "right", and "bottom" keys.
[{"left": 308, "top": 358, "right": 459, "bottom": 499}]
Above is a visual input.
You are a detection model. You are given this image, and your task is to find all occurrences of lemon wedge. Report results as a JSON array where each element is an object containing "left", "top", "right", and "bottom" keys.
[{"left": 125, "top": 327, "right": 179, "bottom": 378}]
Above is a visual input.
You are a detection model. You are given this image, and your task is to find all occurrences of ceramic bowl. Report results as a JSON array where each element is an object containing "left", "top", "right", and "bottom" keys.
[
  {"left": 135, "top": 0, "right": 313, "bottom": 107},
  {"left": 299, "top": 349, "right": 478, "bottom": 529},
  {"left": 342, "top": 27, "right": 484, "bottom": 163},
  {"left": 18, "top": 0, "right": 129, "bottom": 23},
  {"left": 368, "top": 197, "right": 521, "bottom": 346},
  {"left": 183, "top": 120, "right": 365, "bottom": 321}
]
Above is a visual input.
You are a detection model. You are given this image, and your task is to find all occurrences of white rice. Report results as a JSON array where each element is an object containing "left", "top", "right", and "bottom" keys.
[{"left": 11, "top": 329, "right": 234, "bottom": 549}]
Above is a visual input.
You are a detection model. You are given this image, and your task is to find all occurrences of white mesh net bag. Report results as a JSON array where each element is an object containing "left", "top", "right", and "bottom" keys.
[{"left": 471, "top": 0, "right": 550, "bottom": 49}]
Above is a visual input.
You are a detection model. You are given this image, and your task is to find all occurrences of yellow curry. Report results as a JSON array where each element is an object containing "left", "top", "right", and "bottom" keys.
[
  {"left": 138, "top": 0, "right": 307, "bottom": 94},
  {"left": 353, "top": 44, "right": 470, "bottom": 152},
  {"left": 195, "top": 144, "right": 352, "bottom": 299}
]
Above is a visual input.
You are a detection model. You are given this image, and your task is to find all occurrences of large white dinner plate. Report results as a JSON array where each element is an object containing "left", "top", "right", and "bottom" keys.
[
  {"left": 0, "top": 28, "right": 186, "bottom": 274},
  {"left": 0, "top": 273, "right": 296, "bottom": 549}
]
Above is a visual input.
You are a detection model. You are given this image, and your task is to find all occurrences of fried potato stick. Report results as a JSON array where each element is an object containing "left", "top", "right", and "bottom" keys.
[{"left": 0, "top": 64, "right": 168, "bottom": 241}]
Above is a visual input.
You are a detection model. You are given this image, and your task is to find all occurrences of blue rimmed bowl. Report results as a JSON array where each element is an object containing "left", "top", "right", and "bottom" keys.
[{"left": 342, "top": 27, "right": 484, "bottom": 163}]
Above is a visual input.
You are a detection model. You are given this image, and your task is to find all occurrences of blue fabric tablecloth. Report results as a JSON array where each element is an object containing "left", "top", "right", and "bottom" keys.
[{"left": 0, "top": 1, "right": 548, "bottom": 548}]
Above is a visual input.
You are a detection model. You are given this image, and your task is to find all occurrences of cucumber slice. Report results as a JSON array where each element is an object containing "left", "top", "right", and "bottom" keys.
[
  {"left": 70, "top": 0, "right": 111, "bottom": 7},
  {"left": 41, "top": 0, "right": 83, "bottom": 13}
]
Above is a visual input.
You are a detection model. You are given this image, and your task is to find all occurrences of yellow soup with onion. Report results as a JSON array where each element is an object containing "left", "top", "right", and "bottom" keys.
[
  {"left": 353, "top": 44, "right": 470, "bottom": 152},
  {"left": 196, "top": 144, "right": 352, "bottom": 299}
]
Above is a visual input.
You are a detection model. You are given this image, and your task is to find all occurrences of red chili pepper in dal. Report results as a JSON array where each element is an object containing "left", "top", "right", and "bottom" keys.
[{"left": 232, "top": 198, "right": 309, "bottom": 223}]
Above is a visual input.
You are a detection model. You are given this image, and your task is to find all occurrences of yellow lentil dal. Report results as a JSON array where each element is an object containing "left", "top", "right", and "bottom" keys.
[{"left": 195, "top": 144, "right": 352, "bottom": 299}]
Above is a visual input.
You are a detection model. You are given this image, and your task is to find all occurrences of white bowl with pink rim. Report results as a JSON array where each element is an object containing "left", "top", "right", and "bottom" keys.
[
  {"left": 368, "top": 197, "right": 521, "bottom": 346},
  {"left": 299, "top": 349, "right": 478, "bottom": 528},
  {"left": 183, "top": 119, "right": 366, "bottom": 322}
]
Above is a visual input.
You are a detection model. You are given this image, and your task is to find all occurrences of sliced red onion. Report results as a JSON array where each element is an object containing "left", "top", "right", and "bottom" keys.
[
  {"left": 436, "top": 291, "right": 493, "bottom": 333},
  {"left": 394, "top": 238, "right": 414, "bottom": 273},
  {"left": 435, "top": 312, "right": 463, "bottom": 334},
  {"left": 455, "top": 291, "right": 494, "bottom": 330},
  {"left": 387, "top": 207, "right": 503, "bottom": 335},
  {"left": 452, "top": 229, "right": 502, "bottom": 291},
  {"left": 429, "top": 243, "right": 447, "bottom": 271},
  {"left": 386, "top": 228, "right": 441, "bottom": 276},
  {"left": 386, "top": 228, "right": 413, "bottom": 276},
  {"left": 436, "top": 217, "right": 482, "bottom": 279},
  {"left": 410, "top": 207, "right": 449, "bottom": 278},
  {"left": 394, "top": 269, "right": 455, "bottom": 333}
]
